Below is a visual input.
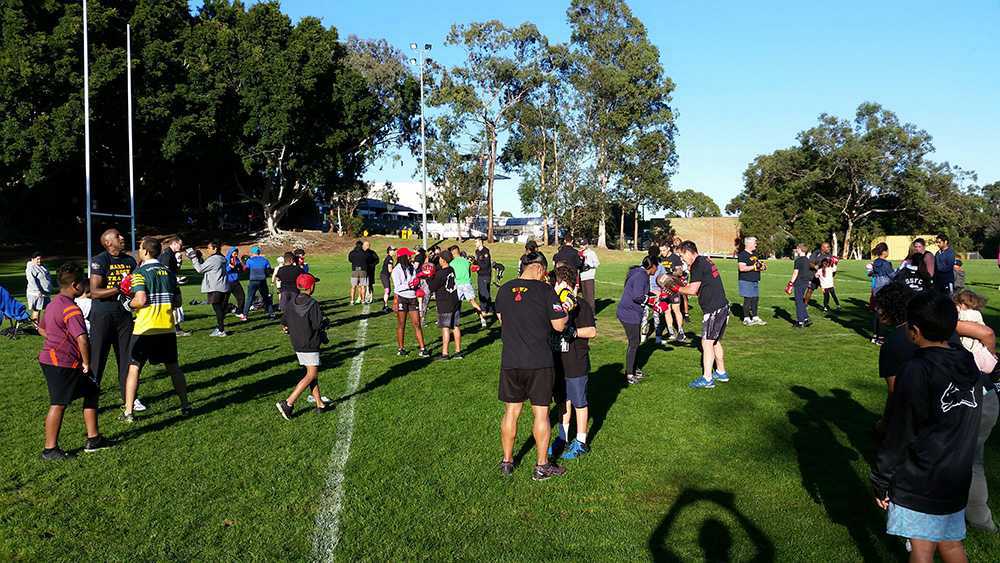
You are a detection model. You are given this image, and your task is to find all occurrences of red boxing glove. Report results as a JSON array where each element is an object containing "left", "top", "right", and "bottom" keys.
[
  {"left": 408, "top": 277, "right": 421, "bottom": 289},
  {"left": 119, "top": 274, "right": 134, "bottom": 297},
  {"left": 646, "top": 292, "right": 658, "bottom": 306},
  {"left": 415, "top": 288, "right": 426, "bottom": 299},
  {"left": 830, "top": 256, "right": 840, "bottom": 265},
  {"left": 654, "top": 300, "right": 670, "bottom": 314},
  {"left": 785, "top": 281, "right": 794, "bottom": 295},
  {"left": 471, "top": 264, "right": 480, "bottom": 273}
]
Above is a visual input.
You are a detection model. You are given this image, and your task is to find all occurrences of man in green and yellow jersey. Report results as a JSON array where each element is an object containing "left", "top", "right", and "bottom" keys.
[{"left": 449, "top": 245, "right": 487, "bottom": 327}]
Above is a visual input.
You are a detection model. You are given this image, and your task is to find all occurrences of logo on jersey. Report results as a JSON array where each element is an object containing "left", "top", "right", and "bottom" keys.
[
  {"left": 940, "top": 382, "right": 977, "bottom": 413},
  {"left": 512, "top": 286, "right": 527, "bottom": 302}
]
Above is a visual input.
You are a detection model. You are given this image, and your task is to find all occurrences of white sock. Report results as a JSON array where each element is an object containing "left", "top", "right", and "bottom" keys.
[
  {"left": 576, "top": 432, "right": 587, "bottom": 444},
  {"left": 561, "top": 423, "right": 570, "bottom": 439}
]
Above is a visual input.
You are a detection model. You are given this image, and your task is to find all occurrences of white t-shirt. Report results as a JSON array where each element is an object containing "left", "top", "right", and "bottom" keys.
[
  {"left": 818, "top": 265, "right": 837, "bottom": 289},
  {"left": 580, "top": 248, "right": 599, "bottom": 281}
]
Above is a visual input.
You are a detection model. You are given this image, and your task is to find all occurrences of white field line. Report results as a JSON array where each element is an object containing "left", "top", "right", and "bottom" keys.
[{"left": 312, "top": 303, "right": 369, "bottom": 561}]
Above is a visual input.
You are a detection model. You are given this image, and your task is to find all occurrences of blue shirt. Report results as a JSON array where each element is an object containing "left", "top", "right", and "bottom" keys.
[
  {"left": 246, "top": 255, "right": 271, "bottom": 281},
  {"left": 935, "top": 247, "right": 955, "bottom": 285}
]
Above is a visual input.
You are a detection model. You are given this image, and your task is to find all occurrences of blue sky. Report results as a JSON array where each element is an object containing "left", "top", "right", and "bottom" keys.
[{"left": 192, "top": 1, "right": 1000, "bottom": 216}]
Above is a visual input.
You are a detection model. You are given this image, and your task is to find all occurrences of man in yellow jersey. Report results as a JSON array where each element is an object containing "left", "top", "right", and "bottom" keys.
[{"left": 118, "top": 237, "right": 192, "bottom": 422}]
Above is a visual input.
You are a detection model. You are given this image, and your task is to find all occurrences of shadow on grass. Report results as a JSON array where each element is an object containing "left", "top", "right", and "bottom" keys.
[
  {"left": 822, "top": 297, "right": 875, "bottom": 340},
  {"left": 648, "top": 488, "right": 774, "bottom": 562},
  {"left": 595, "top": 298, "right": 615, "bottom": 315},
  {"left": 771, "top": 305, "right": 794, "bottom": 326},
  {"left": 787, "top": 385, "right": 903, "bottom": 561}
]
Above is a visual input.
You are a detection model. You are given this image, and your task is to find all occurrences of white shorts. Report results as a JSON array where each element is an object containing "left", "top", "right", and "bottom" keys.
[
  {"left": 457, "top": 283, "right": 476, "bottom": 301},
  {"left": 27, "top": 294, "right": 50, "bottom": 311},
  {"left": 296, "top": 352, "right": 321, "bottom": 367}
]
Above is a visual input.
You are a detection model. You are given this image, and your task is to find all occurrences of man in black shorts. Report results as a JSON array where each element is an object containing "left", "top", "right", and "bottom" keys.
[
  {"left": 348, "top": 241, "right": 368, "bottom": 305},
  {"left": 363, "top": 240, "right": 378, "bottom": 305},
  {"left": 474, "top": 238, "right": 493, "bottom": 314},
  {"left": 678, "top": 240, "right": 730, "bottom": 389},
  {"left": 495, "top": 251, "right": 568, "bottom": 480},
  {"left": 88, "top": 228, "right": 138, "bottom": 407}
]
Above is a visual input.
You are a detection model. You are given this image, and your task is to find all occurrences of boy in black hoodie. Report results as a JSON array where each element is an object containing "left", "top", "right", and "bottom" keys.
[
  {"left": 870, "top": 291, "right": 983, "bottom": 561},
  {"left": 276, "top": 273, "right": 333, "bottom": 419}
]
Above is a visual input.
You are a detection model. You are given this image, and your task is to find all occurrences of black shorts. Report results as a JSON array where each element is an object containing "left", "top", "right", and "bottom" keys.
[
  {"left": 206, "top": 291, "right": 227, "bottom": 305},
  {"left": 809, "top": 277, "right": 821, "bottom": 290},
  {"left": 40, "top": 364, "right": 99, "bottom": 408},
  {"left": 396, "top": 296, "right": 419, "bottom": 313},
  {"left": 380, "top": 273, "right": 392, "bottom": 289},
  {"left": 499, "top": 367, "right": 554, "bottom": 407},
  {"left": 129, "top": 333, "right": 179, "bottom": 367},
  {"left": 701, "top": 305, "right": 729, "bottom": 342}
]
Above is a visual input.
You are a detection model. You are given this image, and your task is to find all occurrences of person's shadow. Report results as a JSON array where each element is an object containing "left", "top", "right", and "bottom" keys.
[
  {"left": 770, "top": 305, "right": 794, "bottom": 326},
  {"left": 648, "top": 488, "right": 774, "bottom": 562},
  {"left": 787, "top": 387, "right": 905, "bottom": 561}
]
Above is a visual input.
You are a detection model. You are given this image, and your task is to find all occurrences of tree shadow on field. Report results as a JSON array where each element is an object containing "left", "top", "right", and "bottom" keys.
[
  {"left": 786, "top": 386, "right": 904, "bottom": 561},
  {"left": 770, "top": 306, "right": 794, "bottom": 326},
  {"left": 822, "top": 297, "right": 874, "bottom": 340},
  {"left": 648, "top": 488, "right": 774, "bottom": 562}
]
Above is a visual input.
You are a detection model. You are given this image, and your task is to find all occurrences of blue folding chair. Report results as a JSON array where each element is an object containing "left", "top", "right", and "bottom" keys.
[{"left": 0, "top": 285, "right": 31, "bottom": 339}]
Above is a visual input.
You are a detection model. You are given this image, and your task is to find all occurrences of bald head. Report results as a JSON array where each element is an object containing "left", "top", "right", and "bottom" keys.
[{"left": 101, "top": 229, "right": 123, "bottom": 254}]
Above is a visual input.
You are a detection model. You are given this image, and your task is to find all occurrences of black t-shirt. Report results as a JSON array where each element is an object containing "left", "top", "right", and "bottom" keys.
[
  {"left": 90, "top": 251, "right": 137, "bottom": 310},
  {"left": 553, "top": 245, "right": 583, "bottom": 271},
  {"left": 666, "top": 253, "right": 683, "bottom": 271},
  {"left": 560, "top": 299, "right": 595, "bottom": 378},
  {"left": 475, "top": 246, "right": 492, "bottom": 273},
  {"left": 348, "top": 249, "right": 367, "bottom": 271},
  {"left": 688, "top": 255, "right": 727, "bottom": 312},
  {"left": 897, "top": 267, "right": 930, "bottom": 293},
  {"left": 879, "top": 326, "right": 961, "bottom": 379},
  {"left": 276, "top": 264, "right": 303, "bottom": 294},
  {"left": 737, "top": 250, "right": 761, "bottom": 282},
  {"left": 495, "top": 278, "right": 567, "bottom": 370},
  {"left": 380, "top": 255, "right": 394, "bottom": 278},
  {"left": 428, "top": 266, "right": 459, "bottom": 313},
  {"left": 158, "top": 249, "right": 180, "bottom": 274},
  {"left": 793, "top": 256, "right": 812, "bottom": 286},
  {"left": 364, "top": 249, "right": 379, "bottom": 273}
]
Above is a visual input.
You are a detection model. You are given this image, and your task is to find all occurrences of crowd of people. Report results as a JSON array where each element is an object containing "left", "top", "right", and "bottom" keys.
[{"left": 12, "top": 228, "right": 1000, "bottom": 559}]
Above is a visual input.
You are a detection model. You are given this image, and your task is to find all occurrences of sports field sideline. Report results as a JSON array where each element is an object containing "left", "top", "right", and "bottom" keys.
[{"left": 2, "top": 239, "right": 998, "bottom": 561}]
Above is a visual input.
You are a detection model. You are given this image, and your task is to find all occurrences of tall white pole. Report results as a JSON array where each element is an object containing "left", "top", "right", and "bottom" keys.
[
  {"left": 83, "top": 0, "right": 94, "bottom": 273},
  {"left": 419, "top": 47, "right": 428, "bottom": 251},
  {"left": 126, "top": 24, "right": 136, "bottom": 252}
]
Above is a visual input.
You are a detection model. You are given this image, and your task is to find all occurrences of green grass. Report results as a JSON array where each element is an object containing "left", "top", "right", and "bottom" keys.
[{"left": 2, "top": 241, "right": 999, "bottom": 561}]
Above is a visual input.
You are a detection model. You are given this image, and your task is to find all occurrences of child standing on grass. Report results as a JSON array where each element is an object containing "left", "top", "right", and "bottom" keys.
[
  {"left": 276, "top": 273, "right": 333, "bottom": 420},
  {"left": 870, "top": 291, "right": 984, "bottom": 562},
  {"left": 817, "top": 257, "right": 840, "bottom": 312},
  {"left": 25, "top": 251, "right": 52, "bottom": 327},
  {"left": 37, "top": 263, "right": 111, "bottom": 460},
  {"left": 868, "top": 242, "right": 894, "bottom": 345}
]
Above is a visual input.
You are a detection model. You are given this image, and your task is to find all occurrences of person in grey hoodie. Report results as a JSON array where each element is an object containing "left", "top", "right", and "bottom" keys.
[
  {"left": 189, "top": 240, "right": 229, "bottom": 337},
  {"left": 25, "top": 251, "right": 53, "bottom": 325},
  {"left": 617, "top": 256, "right": 659, "bottom": 385}
]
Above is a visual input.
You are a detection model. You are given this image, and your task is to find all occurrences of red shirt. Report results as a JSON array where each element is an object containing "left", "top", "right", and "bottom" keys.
[{"left": 38, "top": 294, "right": 88, "bottom": 368}]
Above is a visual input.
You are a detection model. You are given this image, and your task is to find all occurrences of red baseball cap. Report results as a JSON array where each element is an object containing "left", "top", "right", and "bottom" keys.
[
  {"left": 396, "top": 247, "right": 414, "bottom": 258},
  {"left": 296, "top": 273, "right": 318, "bottom": 291}
]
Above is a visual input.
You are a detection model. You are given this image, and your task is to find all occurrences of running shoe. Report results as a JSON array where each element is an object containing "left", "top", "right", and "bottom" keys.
[
  {"left": 713, "top": 370, "right": 730, "bottom": 383},
  {"left": 688, "top": 376, "right": 715, "bottom": 389},
  {"left": 418, "top": 348, "right": 430, "bottom": 358},
  {"left": 676, "top": 333, "right": 688, "bottom": 343},
  {"left": 315, "top": 404, "right": 334, "bottom": 415},
  {"left": 803, "top": 319, "right": 813, "bottom": 328},
  {"left": 635, "top": 369, "right": 647, "bottom": 380},
  {"left": 561, "top": 440, "right": 590, "bottom": 460},
  {"left": 532, "top": 462, "right": 567, "bottom": 481},
  {"left": 84, "top": 435, "right": 114, "bottom": 453},
  {"left": 742, "top": 318, "right": 752, "bottom": 326},
  {"left": 41, "top": 448, "right": 74, "bottom": 461},
  {"left": 237, "top": 314, "right": 248, "bottom": 322},
  {"left": 306, "top": 395, "right": 333, "bottom": 405},
  {"left": 752, "top": 317, "right": 767, "bottom": 326},
  {"left": 209, "top": 329, "right": 228, "bottom": 337},
  {"left": 117, "top": 412, "right": 135, "bottom": 424},
  {"left": 626, "top": 374, "right": 641, "bottom": 385},
  {"left": 175, "top": 329, "right": 192, "bottom": 337},
  {"left": 451, "top": 351, "right": 465, "bottom": 360},
  {"left": 133, "top": 398, "right": 147, "bottom": 412},
  {"left": 499, "top": 460, "right": 515, "bottom": 477},
  {"left": 275, "top": 400, "right": 293, "bottom": 421},
  {"left": 397, "top": 348, "right": 408, "bottom": 356},
  {"left": 434, "top": 355, "right": 450, "bottom": 362},
  {"left": 547, "top": 436, "right": 566, "bottom": 458},
  {"left": 480, "top": 315, "right": 487, "bottom": 328}
]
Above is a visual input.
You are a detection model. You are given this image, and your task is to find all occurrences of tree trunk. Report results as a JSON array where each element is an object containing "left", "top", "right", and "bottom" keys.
[
  {"left": 842, "top": 220, "right": 854, "bottom": 259},
  {"left": 633, "top": 208, "right": 639, "bottom": 252},
  {"left": 832, "top": 232, "right": 839, "bottom": 258},
  {"left": 553, "top": 130, "right": 560, "bottom": 246},
  {"left": 542, "top": 215, "right": 548, "bottom": 246},
  {"left": 486, "top": 129, "right": 497, "bottom": 243},
  {"left": 598, "top": 208, "right": 607, "bottom": 249},
  {"left": 539, "top": 149, "right": 548, "bottom": 246},
  {"left": 554, "top": 214, "right": 559, "bottom": 246},
  {"left": 619, "top": 208, "right": 625, "bottom": 251},
  {"left": 336, "top": 205, "right": 343, "bottom": 236}
]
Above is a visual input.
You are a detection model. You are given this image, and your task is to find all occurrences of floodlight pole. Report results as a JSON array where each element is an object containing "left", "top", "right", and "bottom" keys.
[
  {"left": 83, "top": 0, "right": 94, "bottom": 272},
  {"left": 412, "top": 43, "right": 430, "bottom": 250},
  {"left": 126, "top": 24, "right": 136, "bottom": 252}
]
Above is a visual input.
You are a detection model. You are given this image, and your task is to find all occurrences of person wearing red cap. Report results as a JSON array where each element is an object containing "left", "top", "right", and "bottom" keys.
[
  {"left": 276, "top": 272, "right": 333, "bottom": 419},
  {"left": 390, "top": 248, "right": 428, "bottom": 357}
]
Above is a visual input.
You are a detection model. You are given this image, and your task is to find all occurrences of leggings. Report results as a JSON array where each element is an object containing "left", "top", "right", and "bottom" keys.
[
  {"left": 823, "top": 288, "right": 840, "bottom": 308},
  {"left": 227, "top": 282, "right": 246, "bottom": 313},
  {"left": 742, "top": 296, "right": 759, "bottom": 318},
  {"left": 212, "top": 302, "right": 227, "bottom": 332},
  {"left": 620, "top": 320, "right": 641, "bottom": 375}
]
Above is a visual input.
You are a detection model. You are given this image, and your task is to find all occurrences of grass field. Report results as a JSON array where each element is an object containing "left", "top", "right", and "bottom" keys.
[{"left": 1, "top": 240, "right": 999, "bottom": 561}]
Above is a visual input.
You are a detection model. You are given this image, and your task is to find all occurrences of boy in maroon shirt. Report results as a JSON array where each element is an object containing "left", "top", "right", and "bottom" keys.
[{"left": 37, "top": 264, "right": 111, "bottom": 460}]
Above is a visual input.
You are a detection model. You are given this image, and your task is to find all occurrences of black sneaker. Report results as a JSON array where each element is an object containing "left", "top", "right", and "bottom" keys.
[
  {"left": 434, "top": 355, "right": 450, "bottom": 362},
  {"left": 499, "top": 460, "right": 515, "bottom": 477},
  {"left": 418, "top": 348, "right": 430, "bottom": 358},
  {"left": 275, "top": 400, "right": 293, "bottom": 421},
  {"left": 315, "top": 404, "right": 334, "bottom": 415},
  {"left": 83, "top": 435, "right": 114, "bottom": 453},
  {"left": 452, "top": 351, "right": 465, "bottom": 360},
  {"left": 532, "top": 462, "right": 567, "bottom": 481},
  {"left": 41, "top": 447, "right": 74, "bottom": 461},
  {"left": 635, "top": 369, "right": 647, "bottom": 380},
  {"left": 397, "top": 348, "right": 408, "bottom": 356},
  {"left": 803, "top": 320, "right": 813, "bottom": 328}
]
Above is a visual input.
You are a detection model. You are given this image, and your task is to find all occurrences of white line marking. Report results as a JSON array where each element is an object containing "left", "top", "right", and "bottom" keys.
[{"left": 312, "top": 303, "right": 369, "bottom": 561}]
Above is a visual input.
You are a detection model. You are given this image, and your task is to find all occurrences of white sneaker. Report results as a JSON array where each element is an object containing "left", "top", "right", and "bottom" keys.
[
  {"left": 742, "top": 318, "right": 752, "bottom": 326},
  {"left": 209, "top": 329, "right": 228, "bottom": 337},
  {"left": 133, "top": 398, "right": 147, "bottom": 412},
  {"left": 752, "top": 317, "right": 767, "bottom": 326},
  {"left": 306, "top": 395, "right": 332, "bottom": 404}
]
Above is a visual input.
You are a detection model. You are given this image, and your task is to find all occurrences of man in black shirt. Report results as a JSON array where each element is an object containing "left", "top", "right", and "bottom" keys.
[
  {"left": 159, "top": 237, "right": 190, "bottom": 337},
  {"left": 347, "top": 241, "right": 368, "bottom": 305},
  {"left": 495, "top": 251, "right": 568, "bottom": 480},
  {"left": 428, "top": 249, "right": 462, "bottom": 359},
  {"left": 736, "top": 236, "right": 766, "bottom": 327},
  {"left": 362, "top": 241, "right": 378, "bottom": 305},
  {"left": 551, "top": 265, "right": 596, "bottom": 460},
  {"left": 789, "top": 244, "right": 813, "bottom": 328},
  {"left": 553, "top": 236, "right": 583, "bottom": 272},
  {"left": 474, "top": 238, "right": 493, "bottom": 314},
  {"left": 678, "top": 240, "right": 730, "bottom": 389},
  {"left": 804, "top": 242, "right": 832, "bottom": 306},
  {"left": 274, "top": 251, "right": 303, "bottom": 315},
  {"left": 380, "top": 246, "right": 395, "bottom": 312},
  {"left": 89, "top": 229, "right": 138, "bottom": 406}
]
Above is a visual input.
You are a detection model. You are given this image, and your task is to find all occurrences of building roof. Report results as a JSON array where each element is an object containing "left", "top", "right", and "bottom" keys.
[{"left": 358, "top": 198, "right": 417, "bottom": 214}]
